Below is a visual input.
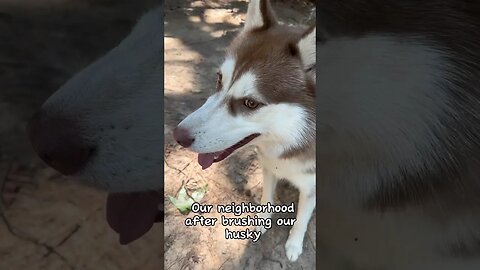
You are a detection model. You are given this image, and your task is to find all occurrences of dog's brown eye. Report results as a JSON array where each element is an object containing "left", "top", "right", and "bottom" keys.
[
  {"left": 244, "top": 99, "right": 259, "bottom": 109},
  {"left": 216, "top": 71, "right": 223, "bottom": 91}
]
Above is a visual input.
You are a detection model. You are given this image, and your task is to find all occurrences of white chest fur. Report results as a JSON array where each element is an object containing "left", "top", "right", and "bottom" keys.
[
  {"left": 256, "top": 147, "right": 315, "bottom": 184},
  {"left": 261, "top": 155, "right": 314, "bottom": 181}
]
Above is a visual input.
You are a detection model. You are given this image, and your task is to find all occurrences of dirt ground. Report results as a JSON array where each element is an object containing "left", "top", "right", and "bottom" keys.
[
  {"left": 0, "top": 1, "right": 162, "bottom": 269},
  {"left": 164, "top": 1, "right": 316, "bottom": 269}
]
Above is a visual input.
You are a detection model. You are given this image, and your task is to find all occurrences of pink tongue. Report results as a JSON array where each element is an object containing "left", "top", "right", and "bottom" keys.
[
  {"left": 198, "top": 153, "right": 215, "bottom": 170},
  {"left": 106, "top": 191, "right": 162, "bottom": 245}
]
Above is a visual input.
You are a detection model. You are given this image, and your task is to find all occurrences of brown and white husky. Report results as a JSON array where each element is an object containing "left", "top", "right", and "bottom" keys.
[
  {"left": 27, "top": 0, "right": 480, "bottom": 268},
  {"left": 173, "top": 0, "right": 316, "bottom": 262}
]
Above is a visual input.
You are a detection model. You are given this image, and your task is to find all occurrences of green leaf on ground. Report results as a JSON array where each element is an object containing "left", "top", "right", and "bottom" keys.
[{"left": 168, "top": 183, "right": 208, "bottom": 214}]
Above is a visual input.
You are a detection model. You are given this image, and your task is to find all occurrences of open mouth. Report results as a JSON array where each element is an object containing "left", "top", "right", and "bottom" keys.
[{"left": 198, "top": 133, "right": 260, "bottom": 170}]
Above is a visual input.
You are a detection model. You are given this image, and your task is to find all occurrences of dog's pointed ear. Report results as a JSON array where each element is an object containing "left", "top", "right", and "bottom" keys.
[
  {"left": 297, "top": 26, "right": 316, "bottom": 72},
  {"left": 243, "top": 0, "right": 277, "bottom": 32}
]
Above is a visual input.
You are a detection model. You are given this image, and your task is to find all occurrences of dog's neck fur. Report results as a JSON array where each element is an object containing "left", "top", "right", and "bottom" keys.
[
  {"left": 314, "top": 1, "right": 480, "bottom": 268},
  {"left": 317, "top": 0, "right": 480, "bottom": 210}
]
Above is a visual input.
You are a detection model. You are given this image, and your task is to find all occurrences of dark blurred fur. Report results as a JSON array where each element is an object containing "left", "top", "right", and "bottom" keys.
[{"left": 316, "top": 1, "right": 480, "bottom": 269}]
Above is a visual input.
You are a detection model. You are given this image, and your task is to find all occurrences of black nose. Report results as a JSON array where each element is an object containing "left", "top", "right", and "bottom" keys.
[
  {"left": 173, "top": 127, "right": 194, "bottom": 148},
  {"left": 28, "top": 110, "right": 95, "bottom": 175}
]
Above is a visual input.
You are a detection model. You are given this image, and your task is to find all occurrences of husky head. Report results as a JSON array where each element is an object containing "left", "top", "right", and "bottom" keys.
[
  {"left": 28, "top": 7, "right": 163, "bottom": 244},
  {"left": 174, "top": 0, "right": 316, "bottom": 169}
]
